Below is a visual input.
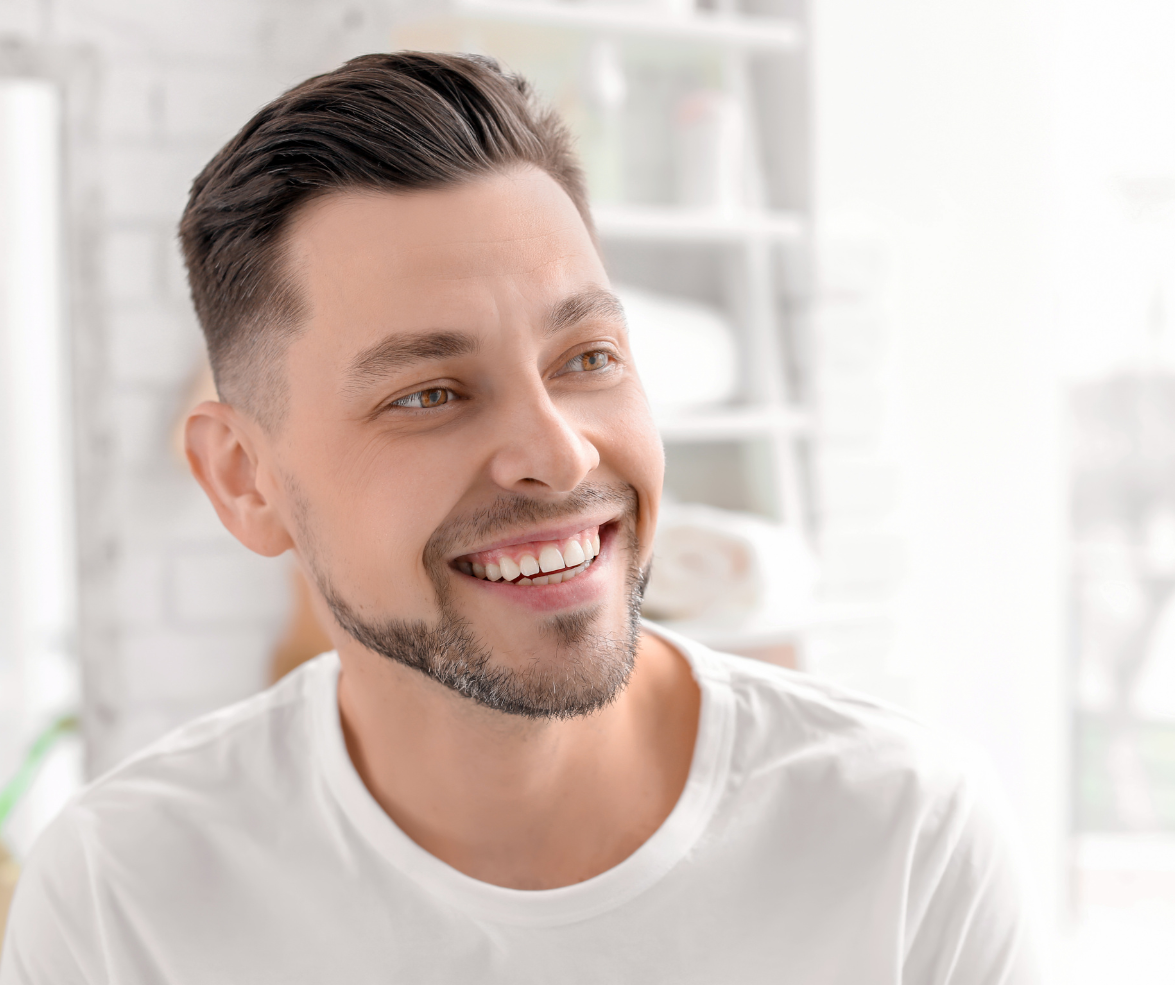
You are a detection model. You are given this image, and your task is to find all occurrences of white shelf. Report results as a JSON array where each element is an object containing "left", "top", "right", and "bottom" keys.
[
  {"left": 593, "top": 204, "right": 805, "bottom": 242},
  {"left": 654, "top": 405, "right": 810, "bottom": 443},
  {"left": 452, "top": 0, "right": 803, "bottom": 50}
]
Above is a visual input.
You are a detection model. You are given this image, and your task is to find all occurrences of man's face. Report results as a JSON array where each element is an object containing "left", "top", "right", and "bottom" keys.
[{"left": 266, "top": 167, "right": 664, "bottom": 717}]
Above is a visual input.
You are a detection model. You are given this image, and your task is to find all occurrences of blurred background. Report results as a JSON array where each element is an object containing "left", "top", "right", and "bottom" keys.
[{"left": 1, "top": 0, "right": 1174, "bottom": 979}]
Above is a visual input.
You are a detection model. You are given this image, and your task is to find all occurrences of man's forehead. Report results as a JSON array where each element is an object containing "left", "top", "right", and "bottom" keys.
[
  {"left": 283, "top": 170, "right": 610, "bottom": 365},
  {"left": 288, "top": 169, "right": 595, "bottom": 284}
]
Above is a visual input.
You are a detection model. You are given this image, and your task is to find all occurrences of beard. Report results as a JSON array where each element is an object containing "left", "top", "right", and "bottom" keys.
[{"left": 300, "top": 483, "right": 649, "bottom": 721}]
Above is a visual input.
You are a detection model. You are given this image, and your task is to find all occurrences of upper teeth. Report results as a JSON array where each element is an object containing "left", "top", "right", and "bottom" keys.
[
  {"left": 456, "top": 529, "right": 602, "bottom": 585},
  {"left": 563, "top": 539, "right": 586, "bottom": 567}
]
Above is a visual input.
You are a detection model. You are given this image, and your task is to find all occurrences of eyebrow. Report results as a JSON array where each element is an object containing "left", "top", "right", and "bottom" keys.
[
  {"left": 344, "top": 331, "right": 480, "bottom": 391},
  {"left": 545, "top": 287, "right": 626, "bottom": 337},
  {"left": 342, "top": 288, "right": 624, "bottom": 392}
]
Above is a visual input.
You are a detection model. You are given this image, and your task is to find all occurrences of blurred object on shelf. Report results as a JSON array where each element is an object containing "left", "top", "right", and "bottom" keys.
[
  {"left": 673, "top": 88, "right": 744, "bottom": 210},
  {"left": 581, "top": 38, "right": 627, "bottom": 201},
  {"left": 269, "top": 567, "right": 334, "bottom": 684},
  {"left": 613, "top": 283, "right": 738, "bottom": 411},
  {"left": 584, "top": 37, "right": 627, "bottom": 108},
  {"left": 1071, "top": 372, "right": 1175, "bottom": 832},
  {"left": 643, "top": 500, "right": 814, "bottom": 656}
]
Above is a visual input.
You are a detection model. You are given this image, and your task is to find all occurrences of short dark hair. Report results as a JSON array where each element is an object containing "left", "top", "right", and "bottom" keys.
[{"left": 178, "top": 51, "right": 590, "bottom": 427}]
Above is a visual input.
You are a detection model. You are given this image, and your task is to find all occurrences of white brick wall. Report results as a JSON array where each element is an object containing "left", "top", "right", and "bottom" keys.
[{"left": 2, "top": 0, "right": 411, "bottom": 774}]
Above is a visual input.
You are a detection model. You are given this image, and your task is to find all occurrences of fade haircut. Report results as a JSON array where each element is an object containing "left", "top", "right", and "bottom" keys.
[{"left": 178, "top": 51, "right": 591, "bottom": 429}]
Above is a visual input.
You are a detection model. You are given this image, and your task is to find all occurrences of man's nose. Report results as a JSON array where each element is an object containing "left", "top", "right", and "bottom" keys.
[{"left": 486, "top": 379, "right": 600, "bottom": 495}]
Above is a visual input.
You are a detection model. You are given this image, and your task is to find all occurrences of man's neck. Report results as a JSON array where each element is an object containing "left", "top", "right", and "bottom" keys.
[{"left": 335, "top": 629, "right": 701, "bottom": 890}]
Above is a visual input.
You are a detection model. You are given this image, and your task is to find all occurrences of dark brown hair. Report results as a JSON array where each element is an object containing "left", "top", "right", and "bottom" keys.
[{"left": 179, "top": 51, "right": 590, "bottom": 427}]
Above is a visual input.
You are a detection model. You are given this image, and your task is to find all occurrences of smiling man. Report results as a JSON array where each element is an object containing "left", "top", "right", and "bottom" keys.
[{"left": 1, "top": 53, "right": 1037, "bottom": 984}]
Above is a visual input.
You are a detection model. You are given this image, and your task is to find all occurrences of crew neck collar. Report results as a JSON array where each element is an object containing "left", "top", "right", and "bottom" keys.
[{"left": 311, "top": 621, "right": 735, "bottom": 927}]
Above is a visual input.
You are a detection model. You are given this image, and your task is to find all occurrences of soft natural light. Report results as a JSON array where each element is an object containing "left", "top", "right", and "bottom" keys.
[
  {"left": 0, "top": 79, "right": 81, "bottom": 858},
  {"left": 1051, "top": 2, "right": 1175, "bottom": 981}
]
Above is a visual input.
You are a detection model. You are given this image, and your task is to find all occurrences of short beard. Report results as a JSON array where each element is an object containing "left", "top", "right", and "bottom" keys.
[{"left": 302, "top": 485, "right": 649, "bottom": 721}]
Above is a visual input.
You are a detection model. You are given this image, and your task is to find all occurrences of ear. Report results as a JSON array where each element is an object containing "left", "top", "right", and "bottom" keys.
[{"left": 184, "top": 400, "right": 295, "bottom": 557}]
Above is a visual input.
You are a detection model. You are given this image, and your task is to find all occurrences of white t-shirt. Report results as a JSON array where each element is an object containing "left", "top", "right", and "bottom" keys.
[{"left": 0, "top": 625, "right": 1037, "bottom": 984}]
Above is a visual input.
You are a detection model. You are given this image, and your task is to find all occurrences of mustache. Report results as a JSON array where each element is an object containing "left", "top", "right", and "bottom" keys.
[{"left": 424, "top": 483, "right": 638, "bottom": 566}]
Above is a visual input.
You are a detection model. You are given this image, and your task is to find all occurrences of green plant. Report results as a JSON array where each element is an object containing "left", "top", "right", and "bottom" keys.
[{"left": 0, "top": 716, "right": 79, "bottom": 831}]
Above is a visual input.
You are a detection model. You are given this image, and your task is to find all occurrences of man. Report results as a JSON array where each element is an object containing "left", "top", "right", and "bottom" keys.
[{"left": 1, "top": 53, "right": 1037, "bottom": 983}]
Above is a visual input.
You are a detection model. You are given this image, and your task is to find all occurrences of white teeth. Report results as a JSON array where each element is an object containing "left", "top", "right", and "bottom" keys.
[
  {"left": 465, "top": 530, "right": 601, "bottom": 586},
  {"left": 539, "top": 546, "right": 564, "bottom": 573},
  {"left": 562, "top": 539, "right": 586, "bottom": 567}
]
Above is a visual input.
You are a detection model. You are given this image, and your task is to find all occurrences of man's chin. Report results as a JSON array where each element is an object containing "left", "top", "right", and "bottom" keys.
[{"left": 323, "top": 583, "right": 641, "bottom": 721}]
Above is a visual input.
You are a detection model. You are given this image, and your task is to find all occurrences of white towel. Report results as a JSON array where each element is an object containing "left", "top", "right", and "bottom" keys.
[
  {"left": 614, "top": 284, "right": 738, "bottom": 412},
  {"left": 642, "top": 502, "right": 815, "bottom": 644}
]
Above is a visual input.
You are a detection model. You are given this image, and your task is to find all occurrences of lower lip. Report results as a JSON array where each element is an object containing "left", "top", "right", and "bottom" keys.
[{"left": 456, "top": 524, "right": 616, "bottom": 612}]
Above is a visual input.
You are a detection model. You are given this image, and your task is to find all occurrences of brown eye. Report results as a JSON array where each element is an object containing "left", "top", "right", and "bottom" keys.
[
  {"left": 566, "top": 351, "right": 611, "bottom": 373},
  {"left": 391, "top": 387, "right": 455, "bottom": 409}
]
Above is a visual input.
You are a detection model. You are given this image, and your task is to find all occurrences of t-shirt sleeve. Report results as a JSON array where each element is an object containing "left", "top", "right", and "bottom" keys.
[
  {"left": 0, "top": 809, "right": 107, "bottom": 985},
  {"left": 901, "top": 757, "right": 1041, "bottom": 985}
]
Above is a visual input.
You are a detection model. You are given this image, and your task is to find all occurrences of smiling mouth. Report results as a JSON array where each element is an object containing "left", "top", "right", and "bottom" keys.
[{"left": 453, "top": 524, "right": 603, "bottom": 586}]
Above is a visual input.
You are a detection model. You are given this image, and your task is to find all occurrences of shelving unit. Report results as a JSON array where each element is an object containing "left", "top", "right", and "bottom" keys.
[
  {"left": 653, "top": 405, "right": 809, "bottom": 442},
  {"left": 593, "top": 203, "right": 805, "bottom": 242},
  {"left": 392, "top": 0, "right": 813, "bottom": 657},
  {"left": 453, "top": 0, "right": 803, "bottom": 50}
]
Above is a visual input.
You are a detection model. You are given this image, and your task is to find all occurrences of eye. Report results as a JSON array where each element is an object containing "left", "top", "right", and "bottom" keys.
[
  {"left": 391, "top": 387, "right": 455, "bottom": 409},
  {"left": 562, "top": 350, "right": 611, "bottom": 373}
]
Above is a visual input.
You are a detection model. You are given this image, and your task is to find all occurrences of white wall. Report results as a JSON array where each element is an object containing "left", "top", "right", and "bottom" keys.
[
  {"left": 811, "top": 0, "right": 1067, "bottom": 953},
  {"left": 0, "top": 0, "right": 415, "bottom": 789}
]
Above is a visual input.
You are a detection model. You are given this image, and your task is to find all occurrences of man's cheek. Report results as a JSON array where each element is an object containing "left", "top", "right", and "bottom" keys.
[{"left": 333, "top": 494, "right": 437, "bottom": 610}]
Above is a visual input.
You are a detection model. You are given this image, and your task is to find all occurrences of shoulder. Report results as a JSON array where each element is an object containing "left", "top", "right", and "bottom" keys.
[
  {"left": 662, "top": 626, "right": 985, "bottom": 821},
  {"left": 28, "top": 652, "right": 333, "bottom": 877},
  {"left": 2, "top": 654, "right": 336, "bottom": 983},
  {"left": 694, "top": 640, "right": 1027, "bottom": 900},
  {"left": 673, "top": 633, "right": 1038, "bottom": 976},
  {"left": 91, "top": 650, "right": 329, "bottom": 800}
]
